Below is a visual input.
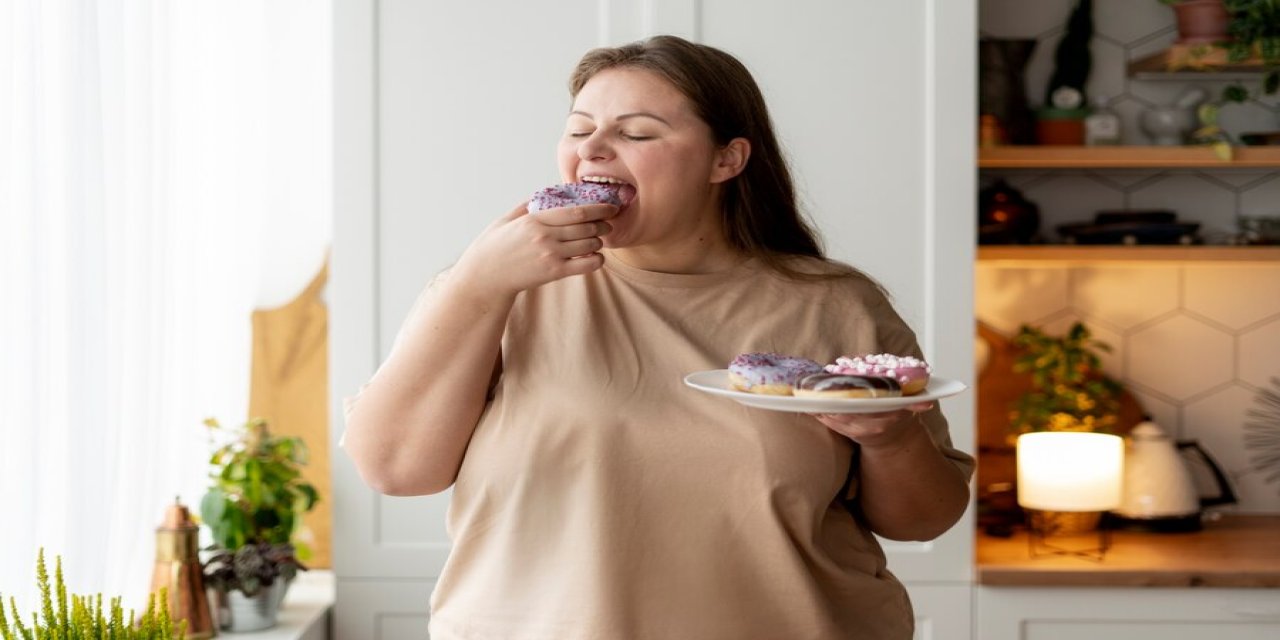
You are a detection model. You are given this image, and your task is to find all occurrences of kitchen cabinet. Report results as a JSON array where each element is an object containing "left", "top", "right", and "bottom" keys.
[
  {"left": 977, "top": 587, "right": 1280, "bottom": 640},
  {"left": 975, "top": 517, "right": 1280, "bottom": 639}
]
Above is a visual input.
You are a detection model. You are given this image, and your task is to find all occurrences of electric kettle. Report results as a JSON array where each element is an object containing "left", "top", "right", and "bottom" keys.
[{"left": 1114, "top": 421, "right": 1235, "bottom": 532}]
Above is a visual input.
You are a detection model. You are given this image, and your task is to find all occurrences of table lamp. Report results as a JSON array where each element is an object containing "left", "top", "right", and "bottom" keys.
[{"left": 1016, "top": 431, "right": 1124, "bottom": 560}]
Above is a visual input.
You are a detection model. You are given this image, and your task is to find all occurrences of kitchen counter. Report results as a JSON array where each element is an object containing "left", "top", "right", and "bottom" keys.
[{"left": 977, "top": 515, "right": 1280, "bottom": 588}]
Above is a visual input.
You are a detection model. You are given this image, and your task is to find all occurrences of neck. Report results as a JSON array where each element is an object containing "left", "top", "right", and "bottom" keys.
[{"left": 605, "top": 221, "right": 744, "bottom": 273}]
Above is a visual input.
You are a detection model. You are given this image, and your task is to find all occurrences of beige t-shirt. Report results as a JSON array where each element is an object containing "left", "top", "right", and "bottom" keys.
[{"left": 426, "top": 256, "right": 973, "bottom": 640}]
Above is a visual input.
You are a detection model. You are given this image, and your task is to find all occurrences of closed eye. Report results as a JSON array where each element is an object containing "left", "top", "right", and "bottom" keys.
[{"left": 622, "top": 134, "right": 654, "bottom": 141}]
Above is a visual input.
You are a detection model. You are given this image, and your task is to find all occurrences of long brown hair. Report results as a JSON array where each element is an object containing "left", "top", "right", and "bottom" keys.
[{"left": 569, "top": 35, "right": 854, "bottom": 280}]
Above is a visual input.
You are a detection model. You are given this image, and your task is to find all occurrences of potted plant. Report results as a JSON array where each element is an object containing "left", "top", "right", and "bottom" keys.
[
  {"left": 0, "top": 549, "right": 186, "bottom": 638},
  {"left": 1008, "top": 321, "right": 1123, "bottom": 533},
  {"left": 1158, "top": 0, "right": 1232, "bottom": 45},
  {"left": 1008, "top": 321, "right": 1122, "bottom": 440},
  {"left": 199, "top": 417, "right": 319, "bottom": 632}
]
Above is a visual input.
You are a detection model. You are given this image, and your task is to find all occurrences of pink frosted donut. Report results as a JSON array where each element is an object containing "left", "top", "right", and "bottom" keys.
[
  {"left": 825, "top": 354, "right": 932, "bottom": 395},
  {"left": 728, "top": 352, "right": 823, "bottom": 396},
  {"left": 527, "top": 182, "right": 633, "bottom": 213}
]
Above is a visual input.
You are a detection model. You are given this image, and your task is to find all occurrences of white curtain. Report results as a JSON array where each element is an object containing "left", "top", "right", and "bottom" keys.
[{"left": 0, "top": 0, "right": 330, "bottom": 616}]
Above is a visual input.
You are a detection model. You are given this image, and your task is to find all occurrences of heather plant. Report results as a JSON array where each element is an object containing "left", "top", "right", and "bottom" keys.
[{"left": 0, "top": 548, "right": 186, "bottom": 639}]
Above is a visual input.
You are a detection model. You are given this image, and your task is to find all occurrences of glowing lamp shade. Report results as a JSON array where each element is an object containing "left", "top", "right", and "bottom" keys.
[{"left": 1016, "top": 432, "right": 1124, "bottom": 512}]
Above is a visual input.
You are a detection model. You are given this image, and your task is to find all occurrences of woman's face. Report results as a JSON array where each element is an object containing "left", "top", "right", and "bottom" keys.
[{"left": 558, "top": 68, "right": 734, "bottom": 250}]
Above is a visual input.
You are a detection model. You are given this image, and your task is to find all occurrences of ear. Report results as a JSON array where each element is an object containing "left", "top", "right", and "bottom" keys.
[{"left": 709, "top": 137, "right": 751, "bottom": 184}]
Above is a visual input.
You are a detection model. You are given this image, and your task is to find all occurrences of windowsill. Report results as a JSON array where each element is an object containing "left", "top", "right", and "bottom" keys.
[{"left": 224, "top": 570, "right": 334, "bottom": 640}]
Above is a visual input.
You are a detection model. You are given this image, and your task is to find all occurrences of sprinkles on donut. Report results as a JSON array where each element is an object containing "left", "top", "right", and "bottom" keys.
[
  {"left": 728, "top": 352, "right": 823, "bottom": 396},
  {"left": 527, "top": 181, "right": 635, "bottom": 213}
]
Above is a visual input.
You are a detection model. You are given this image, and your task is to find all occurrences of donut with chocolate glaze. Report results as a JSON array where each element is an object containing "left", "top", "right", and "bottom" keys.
[
  {"left": 728, "top": 352, "right": 824, "bottom": 396},
  {"left": 793, "top": 373, "right": 903, "bottom": 399}
]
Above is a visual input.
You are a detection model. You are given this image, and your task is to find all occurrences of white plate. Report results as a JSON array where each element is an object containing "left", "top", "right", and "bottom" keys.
[{"left": 683, "top": 370, "right": 968, "bottom": 414}]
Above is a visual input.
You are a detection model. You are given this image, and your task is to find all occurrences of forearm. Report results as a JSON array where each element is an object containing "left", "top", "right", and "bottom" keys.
[
  {"left": 343, "top": 276, "right": 514, "bottom": 496},
  {"left": 856, "top": 416, "right": 971, "bottom": 541}
]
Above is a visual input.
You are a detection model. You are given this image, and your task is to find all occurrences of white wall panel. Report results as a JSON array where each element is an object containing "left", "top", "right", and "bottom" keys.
[
  {"left": 377, "top": 0, "right": 603, "bottom": 355},
  {"left": 909, "top": 584, "right": 973, "bottom": 640},
  {"left": 334, "top": 579, "right": 435, "bottom": 639}
]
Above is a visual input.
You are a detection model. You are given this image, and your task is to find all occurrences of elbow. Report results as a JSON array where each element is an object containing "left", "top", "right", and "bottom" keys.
[
  {"left": 367, "top": 474, "right": 453, "bottom": 497},
  {"left": 342, "top": 427, "right": 456, "bottom": 497},
  {"left": 353, "top": 458, "right": 455, "bottom": 497},
  {"left": 874, "top": 486, "right": 972, "bottom": 542}
]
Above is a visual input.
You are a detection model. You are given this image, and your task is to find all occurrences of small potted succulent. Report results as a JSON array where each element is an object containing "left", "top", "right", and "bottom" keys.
[{"left": 200, "top": 417, "right": 319, "bottom": 632}]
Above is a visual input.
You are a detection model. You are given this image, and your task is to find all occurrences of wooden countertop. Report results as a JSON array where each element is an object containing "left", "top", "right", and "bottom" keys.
[{"left": 976, "top": 515, "right": 1280, "bottom": 588}]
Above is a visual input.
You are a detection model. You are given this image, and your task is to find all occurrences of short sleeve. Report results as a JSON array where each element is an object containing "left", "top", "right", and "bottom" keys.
[{"left": 869, "top": 294, "right": 976, "bottom": 480}]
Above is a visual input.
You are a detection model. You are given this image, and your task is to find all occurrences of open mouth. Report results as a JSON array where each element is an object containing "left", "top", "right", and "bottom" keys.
[{"left": 580, "top": 176, "right": 637, "bottom": 209}]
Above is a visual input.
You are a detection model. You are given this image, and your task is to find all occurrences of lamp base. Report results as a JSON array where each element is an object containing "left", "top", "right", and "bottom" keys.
[{"left": 1025, "top": 509, "right": 1112, "bottom": 561}]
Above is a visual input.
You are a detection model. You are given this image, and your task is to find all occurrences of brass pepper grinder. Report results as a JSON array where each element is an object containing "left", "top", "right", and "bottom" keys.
[{"left": 151, "top": 497, "right": 216, "bottom": 638}]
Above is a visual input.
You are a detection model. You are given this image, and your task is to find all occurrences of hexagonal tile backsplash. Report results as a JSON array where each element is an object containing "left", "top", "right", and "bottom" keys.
[
  {"left": 977, "top": 1, "right": 1280, "bottom": 514},
  {"left": 979, "top": 0, "right": 1280, "bottom": 145},
  {"left": 977, "top": 263, "right": 1280, "bottom": 514}
]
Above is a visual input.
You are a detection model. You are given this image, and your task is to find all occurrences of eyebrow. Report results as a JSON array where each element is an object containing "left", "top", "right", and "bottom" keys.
[{"left": 569, "top": 110, "right": 673, "bottom": 127}]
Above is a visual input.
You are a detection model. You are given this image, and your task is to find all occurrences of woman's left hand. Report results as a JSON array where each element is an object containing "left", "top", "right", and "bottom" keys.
[{"left": 812, "top": 402, "right": 934, "bottom": 448}]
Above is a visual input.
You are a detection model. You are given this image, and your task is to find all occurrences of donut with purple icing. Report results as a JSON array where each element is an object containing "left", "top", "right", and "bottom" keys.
[
  {"left": 824, "top": 354, "right": 932, "bottom": 395},
  {"left": 527, "top": 182, "right": 632, "bottom": 213},
  {"left": 728, "top": 352, "right": 824, "bottom": 396}
]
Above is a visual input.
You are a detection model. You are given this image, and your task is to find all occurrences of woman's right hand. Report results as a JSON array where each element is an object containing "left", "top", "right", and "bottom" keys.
[{"left": 452, "top": 201, "right": 618, "bottom": 298}]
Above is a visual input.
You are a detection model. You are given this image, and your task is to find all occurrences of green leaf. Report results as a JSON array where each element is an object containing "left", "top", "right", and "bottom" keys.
[
  {"left": 1222, "top": 85, "right": 1250, "bottom": 103},
  {"left": 1198, "top": 103, "right": 1220, "bottom": 125},
  {"left": 298, "top": 485, "right": 319, "bottom": 511},
  {"left": 200, "top": 490, "right": 226, "bottom": 530}
]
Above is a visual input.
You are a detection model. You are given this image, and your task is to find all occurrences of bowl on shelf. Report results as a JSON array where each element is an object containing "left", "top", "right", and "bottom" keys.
[{"left": 1239, "top": 216, "right": 1280, "bottom": 245}]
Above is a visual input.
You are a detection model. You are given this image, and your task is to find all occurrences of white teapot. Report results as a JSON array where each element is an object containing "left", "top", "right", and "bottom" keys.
[{"left": 1114, "top": 420, "right": 1234, "bottom": 532}]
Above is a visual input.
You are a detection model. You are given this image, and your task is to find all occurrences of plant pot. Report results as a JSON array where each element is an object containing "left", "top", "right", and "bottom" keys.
[
  {"left": 1170, "top": 0, "right": 1230, "bottom": 45},
  {"left": 213, "top": 578, "right": 290, "bottom": 633}
]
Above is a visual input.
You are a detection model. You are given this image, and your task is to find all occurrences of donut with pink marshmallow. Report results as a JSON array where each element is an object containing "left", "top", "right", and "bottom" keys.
[{"left": 824, "top": 354, "right": 932, "bottom": 396}]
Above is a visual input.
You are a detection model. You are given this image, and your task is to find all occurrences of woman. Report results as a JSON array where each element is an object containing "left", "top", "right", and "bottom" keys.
[{"left": 343, "top": 35, "right": 972, "bottom": 639}]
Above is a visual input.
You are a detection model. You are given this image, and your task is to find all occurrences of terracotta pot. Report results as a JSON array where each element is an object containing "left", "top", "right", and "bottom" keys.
[{"left": 1171, "top": 0, "right": 1230, "bottom": 45}]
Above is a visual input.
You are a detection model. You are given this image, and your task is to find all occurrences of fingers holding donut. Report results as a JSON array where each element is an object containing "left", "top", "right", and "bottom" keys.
[{"left": 453, "top": 200, "right": 617, "bottom": 298}]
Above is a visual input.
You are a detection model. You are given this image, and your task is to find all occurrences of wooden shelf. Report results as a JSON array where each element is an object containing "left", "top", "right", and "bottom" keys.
[
  {"left": 1128, "top": 44, "right": 1271, "bottom": 80},
  {"left": 977, "top": 516, "right": 1280, "bottom": 588},
  {"left": 977, "top": 246, "right": 1280, "bottom": 263},
  {"left": 979, "top": 146, "right": 1280, "bottom": 169}
]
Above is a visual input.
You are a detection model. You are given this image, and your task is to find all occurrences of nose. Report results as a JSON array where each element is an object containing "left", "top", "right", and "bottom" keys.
[{"left": 577, "top": 131, "right": 612, "bottom": 162}]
